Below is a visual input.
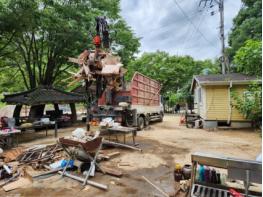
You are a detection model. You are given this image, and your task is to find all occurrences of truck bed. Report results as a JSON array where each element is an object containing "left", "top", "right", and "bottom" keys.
[{"left": 98, "top": 72, "right": 161, "bottom": 106}]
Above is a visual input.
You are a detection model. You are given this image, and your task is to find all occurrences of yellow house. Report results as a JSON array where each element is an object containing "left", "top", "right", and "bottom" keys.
[{"left": 190, "top": 73, "right": 261, "bottom": 128}]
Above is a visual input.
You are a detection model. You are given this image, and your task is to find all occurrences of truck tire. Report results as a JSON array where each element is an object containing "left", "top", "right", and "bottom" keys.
[
  {"left": 159, "top": 113, "right": 164, "bottom": 122},
  {"left": 137, "top": 116, "right": 144, "bottom": 130},
  {"left": 144, "top": 115, "right": 150, "bottom": 127},
  {"left": 124, "top": 110, "right": 135, "bottom": 127}
]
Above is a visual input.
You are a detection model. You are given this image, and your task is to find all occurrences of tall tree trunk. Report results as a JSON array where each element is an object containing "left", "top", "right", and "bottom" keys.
[{"left": 43, "top": 58, "right": 55, "bottom": 86}]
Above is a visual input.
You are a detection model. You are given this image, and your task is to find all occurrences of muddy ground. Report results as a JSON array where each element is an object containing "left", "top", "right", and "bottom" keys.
[{"left": 0, "top": 115, "right": 261, "bottom": 197}]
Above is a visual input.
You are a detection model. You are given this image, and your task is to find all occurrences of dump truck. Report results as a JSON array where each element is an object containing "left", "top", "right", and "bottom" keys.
[{"left": 90, "top": 72, "right": 164, "bottom": 129}]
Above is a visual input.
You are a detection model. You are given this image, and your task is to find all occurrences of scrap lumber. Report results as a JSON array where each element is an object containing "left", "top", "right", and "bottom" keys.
[
  {"left": 98, "top": 151, "right": 120, "bottom": 161},
  {"left": 99, "top": 166, "right": 122, "bottom": 177},
  {"left": 2, "top": 148, "right": 24, "bottom": 162},
  {"left": 68, "top": 57, "right": 84, "bottom": 65},
  {"left": 3, "top": 177, "right": 32, "bottom": 192},
  {"left": 106, "top": 152, "right": 120, "bottom": 159},
  {"left": 0, "top": 172, "right": 20, "bottom": 187}
]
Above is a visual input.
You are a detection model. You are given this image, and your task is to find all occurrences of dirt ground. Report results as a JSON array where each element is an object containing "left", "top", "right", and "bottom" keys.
[{"left": 0, "top": 114, "right": 261, "bottom": 197}]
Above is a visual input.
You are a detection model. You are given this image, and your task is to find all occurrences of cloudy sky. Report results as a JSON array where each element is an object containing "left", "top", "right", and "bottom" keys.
[{"left": 120, "top": 0, "right": 242, "bottom": 60}]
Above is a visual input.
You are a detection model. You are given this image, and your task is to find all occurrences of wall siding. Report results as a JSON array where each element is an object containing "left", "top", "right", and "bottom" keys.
[
  {"left": 204, "top": 85, "right": 247, "bottom": 121},
  {"left": 205, "top": 86, "right": 229, "bottom": 120}
]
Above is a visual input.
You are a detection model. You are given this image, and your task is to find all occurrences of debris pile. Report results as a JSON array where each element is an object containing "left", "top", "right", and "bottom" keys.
[
  {"left": 17, "top": 144, "right": 63, "bottom": 169},
  {"left": 0, "top": 149, "right": 34, "bottom": 192},
  {"left": 0, "top": 128, "right": 131, "bottom": 192},
  {"left": 68, "top": 50, "right": 126, "bottom": 91}
]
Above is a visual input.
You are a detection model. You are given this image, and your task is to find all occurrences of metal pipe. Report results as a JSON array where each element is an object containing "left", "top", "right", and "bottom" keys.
[
  {"left": 33, "top": 167, "right": 63, "bottom": 178},
  {"left": 57, "top": 171, "right": 108, "bottom": 190},
  {"left": 103, "top": 140, "right": 142, "bottom": 152}
]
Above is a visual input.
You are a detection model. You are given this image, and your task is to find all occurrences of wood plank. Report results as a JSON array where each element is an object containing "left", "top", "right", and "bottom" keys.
[
  {"left": 3, "top": 148, "right": 24, "bottom": 162},
  {"left": 107, "top": 152, "right": 120, "bottom": 159},
  {"left": 3, "top": 177, "right": 32, "bottom": 192},
  {"left": 99, "top": 166, "right": 122, "bottom": 177}
]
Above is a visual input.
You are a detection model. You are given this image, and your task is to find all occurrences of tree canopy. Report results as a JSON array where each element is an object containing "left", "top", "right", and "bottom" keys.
[
  {"left": 233, "top": 39, "right": 262, "bottom": 76},
  {"left": 0, "top": 0, "right": 140, "bottom": 91},
  {"left": 227, "top": 0, "right": 262, "bottom": 60},
  {"left": 231, "top": 82, "right": 262, "bottom": 127},
  {"left": 127, "top": 51, "right": 220, "bottom": 102}
]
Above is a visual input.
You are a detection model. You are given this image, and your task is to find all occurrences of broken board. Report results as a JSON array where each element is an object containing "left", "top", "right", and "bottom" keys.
[
  {"left": 3, "top": 177, "right": 32, "bottom": 192},
  {"left": 99, "top": 166, "right": 122, "bottom": 177}
]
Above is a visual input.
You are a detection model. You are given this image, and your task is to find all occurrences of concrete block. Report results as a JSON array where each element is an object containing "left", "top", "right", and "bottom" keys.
[
  {"left": 231, "top": 121, "right": 252, "bottom": 128},
  {"left": 203, "top": 120, "right": 218, "bottom": 129}
]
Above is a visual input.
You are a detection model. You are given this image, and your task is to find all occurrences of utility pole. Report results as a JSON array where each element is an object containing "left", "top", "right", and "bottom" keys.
[
  {"left": 219, "top": 0, "right": 227, "bottom": 74},
  {"left": 199, "top": 0, "right": 227, "bottom": 74}
]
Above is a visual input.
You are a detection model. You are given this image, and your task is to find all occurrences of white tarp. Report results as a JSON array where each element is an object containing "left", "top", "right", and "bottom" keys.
[{"left": 0, "top": 105, "right": 16, "bottom": 118}]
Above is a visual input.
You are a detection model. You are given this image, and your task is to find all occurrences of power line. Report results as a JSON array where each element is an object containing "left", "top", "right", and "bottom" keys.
[
  {"left": 199, "top": 0, "right": 228, "bottom": 74},
  {"left": 144, "top": 11, "right": 202, "bottom": 39},
  {"left": 173, "top": 0, "right": 217, "bottom": 50},
  {"left": 182, "top": 9, "right": 206, "bottom": 51},
  {"left": 180, "top": 20, "right": 195, "bottom": 51}
]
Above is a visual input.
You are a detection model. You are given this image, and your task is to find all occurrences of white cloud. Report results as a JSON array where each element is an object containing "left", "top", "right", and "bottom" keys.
[{"left": 120, "top": 0, "right": 242, "bottom": 60}]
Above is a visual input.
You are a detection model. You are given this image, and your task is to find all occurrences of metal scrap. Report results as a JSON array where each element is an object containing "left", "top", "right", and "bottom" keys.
[
  {"left": 17, "top": 144, "right": 63, "bottom": 167},
  {"left": 103, "top": 140, "right": 142, "bottom": 152}
]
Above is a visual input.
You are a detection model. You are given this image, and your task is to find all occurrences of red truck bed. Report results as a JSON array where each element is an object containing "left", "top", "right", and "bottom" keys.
[
  {"left": 130, "top": 72, "right": 161, "bottom": 106},
  {"left": 98, "top": 72, "right": 161, "bottom": 106}
]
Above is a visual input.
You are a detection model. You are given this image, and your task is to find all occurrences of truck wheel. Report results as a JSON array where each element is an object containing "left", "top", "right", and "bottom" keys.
[
  {"left": 159, "top": 113, "right": 164, "bottom": 122},
  {"left": 137, "top": 117, "right": 144, "bottom": 130},
  {"left": 125, "top": 110, "right": 135, "bottom": 127},
  {"left": 144, "top": 116, "right": 150, "bottom": 127}
]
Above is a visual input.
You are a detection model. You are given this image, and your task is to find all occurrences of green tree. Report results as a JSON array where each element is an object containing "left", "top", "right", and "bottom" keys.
[
  {"left": 127, "top": 51, "right": 219, "bottom": 95},
  {"left": 233, "top": 39, "right": 262, "bottom": 76},
  {"left": 110, "top": 19, "right": 140, "bottom": 66},
  {"left": 227, "top": 0, "right": 261, "bottom": 59},
  {"left": 0, "top": 67, "right": 25, "bottom": 93},
  {"left": 231, "top": 83, "right": 262, "bottom": 127},
  {"left": 0, "top": 0, "right": 139, "bottom": 90},
  {"left": 127, "top": 51, "right": 220, "bottom": 110}
]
